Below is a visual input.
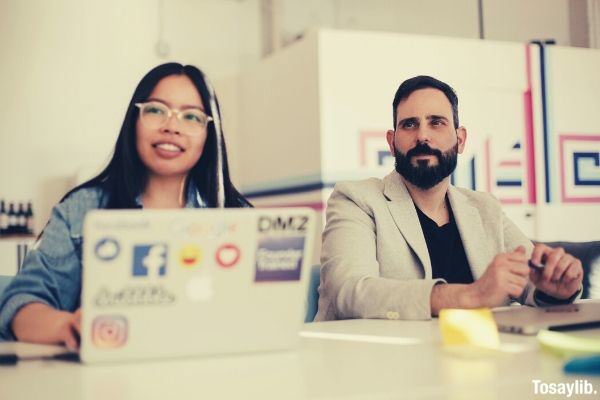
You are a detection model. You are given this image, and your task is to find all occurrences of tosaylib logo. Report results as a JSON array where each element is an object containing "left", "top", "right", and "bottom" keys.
[
  {"left": 132, "top": 244, "right": 168, "bottom": 278},
  {"left": 255, "top": 236, "right": 305, "bottom": 282},
  {"left": 94, "top": 285, "right": 176, "bottom": 307},
  {"left": 94, "top": 238, "right": 121, "bottom": 261},
  {"left": 532, "top": 379, "right": 597, "bottom": 397}
]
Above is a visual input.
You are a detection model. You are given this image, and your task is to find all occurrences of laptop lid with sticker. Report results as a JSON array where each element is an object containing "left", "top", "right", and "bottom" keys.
[{"left": 80, "top": 208, "right": 315, "bottom": 363}]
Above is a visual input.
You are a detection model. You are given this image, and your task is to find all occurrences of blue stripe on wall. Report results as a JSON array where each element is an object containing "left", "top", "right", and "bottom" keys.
[
  {"left": 470, "top": 157, "right": 476, "bottom": 190},
  {"left": 533, "top": 41, "right": 552, "bottom": 203},
  {"left": 574, "top": 152, "right": 600, "bottom": 185},
  {"left": 496, "top": 180, "right": 522, "bottom": 187}
]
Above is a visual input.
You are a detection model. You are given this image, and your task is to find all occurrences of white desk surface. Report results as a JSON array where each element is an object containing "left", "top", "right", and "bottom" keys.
[{"left": 1, "top": 320, "right": 599, "bottom": 400}]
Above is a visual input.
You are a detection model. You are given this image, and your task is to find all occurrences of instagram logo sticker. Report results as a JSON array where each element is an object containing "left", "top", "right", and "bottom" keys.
[{"left": 91, "top": 315, "right": 128, "bottom": 348}]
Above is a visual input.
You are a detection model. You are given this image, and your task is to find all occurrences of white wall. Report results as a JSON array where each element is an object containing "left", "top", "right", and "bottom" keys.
[
  {"left": 484, "top": 0, "right": 571, "bottom": 45},
  {"left": 238, "top": 32, "right": 321, "bottom": 188},
  {"left": 533, "top": 45, "right": 600, "bottom": 240},
  {"left": 0, "top": 0, "right": 261, "bottom": 232},
  {"left": 0, "top": 0, "right": 585, "bottom": 234},
  {"left": 279, "top": 0, "right": 573, "bottom": 46},
  {"left": 279, "top": 0, "right": 479, "bottom": 44}
]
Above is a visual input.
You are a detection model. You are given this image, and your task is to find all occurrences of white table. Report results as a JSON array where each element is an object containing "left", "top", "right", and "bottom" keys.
[{"left": 1, "top": 320, "right": 599, "bottom": 399}]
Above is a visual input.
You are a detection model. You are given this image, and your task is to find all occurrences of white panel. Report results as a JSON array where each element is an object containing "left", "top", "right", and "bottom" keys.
[
  {"left": 534, "top": 45, "right": 600, "bottom": 240},
  {"left": 535, "top": 205, "right": 600, "bottom": 241},
  {"left": 238, "top": 32, "right": 321, "bottom": 188}
]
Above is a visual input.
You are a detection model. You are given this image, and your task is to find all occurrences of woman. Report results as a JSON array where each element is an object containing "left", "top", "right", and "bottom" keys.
[{"left": 0, "top": 63, "right": 250, "bottom": 347}]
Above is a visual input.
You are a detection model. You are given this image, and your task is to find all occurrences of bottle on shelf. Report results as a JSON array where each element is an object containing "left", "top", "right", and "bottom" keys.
[
  {"left": 26, "top": 201, "right": 34, "bottom": 235},
  {"left": 17, "top": 203, "right": 26, "bottom": 234},
  {"left": 7, "top": 202, "right": 16, "bottom": 235},
  {"left": 0, "top": 200, "right": 8, "bottom": 236}
]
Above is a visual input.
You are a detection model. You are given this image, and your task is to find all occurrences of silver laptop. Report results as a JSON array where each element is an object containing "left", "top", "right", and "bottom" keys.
[
  {"left": 80, "top": 208, "right": 315, "bottom": 364},
  {"left": 493, "top": 300, "right": 600, "bottom": 335}
]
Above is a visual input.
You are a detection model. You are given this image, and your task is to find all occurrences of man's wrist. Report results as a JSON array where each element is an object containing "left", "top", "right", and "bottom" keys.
[
  {"left": 431, "top": 282, "right": 480, "bottom": 316},
  {"left": 461, "top": 282, "right": 481, "bottom": 308},
  {"left": 534, "top": 286, "right": 582, "bottom": 306}
]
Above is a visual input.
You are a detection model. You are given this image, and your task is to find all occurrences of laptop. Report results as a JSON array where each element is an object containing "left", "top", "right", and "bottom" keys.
[
  {"left": 79, "top": 208, "right": 316, "bottom": 364},
  {"left": 492, "top": 300, "right": 600, "bottom": 335}
]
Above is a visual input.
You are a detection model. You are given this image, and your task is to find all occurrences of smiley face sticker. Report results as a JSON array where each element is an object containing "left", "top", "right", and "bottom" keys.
[
  {"left": 215, "top": 243, "right": 241, "bottom": 268},
  {"left": 178, "top": 244, "right": 202, "bottom": 268}
]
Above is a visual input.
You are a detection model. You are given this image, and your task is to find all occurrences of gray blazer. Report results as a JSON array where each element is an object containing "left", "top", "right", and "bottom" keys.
[{"left": 315, "top": 171, "right": 537, "bottom": 321}]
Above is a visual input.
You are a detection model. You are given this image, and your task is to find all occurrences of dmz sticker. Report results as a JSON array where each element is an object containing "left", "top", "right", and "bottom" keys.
[
  {"left": 254, "top": 236, "right": 305, "bottom": 282},
  {"left": 132, "top": 244, "right": 168, "bottom": 278},
  {"left": 94, "top": 238, "right": 121, "bottom": 261},
  {"left": 91, "top": 315, "right": 128, "bottom": 348}
]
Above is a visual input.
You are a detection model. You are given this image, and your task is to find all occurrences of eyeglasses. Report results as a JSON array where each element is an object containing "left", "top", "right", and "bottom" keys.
[{"left": 135, "top": 101, "right": 213, "bottom": 134}]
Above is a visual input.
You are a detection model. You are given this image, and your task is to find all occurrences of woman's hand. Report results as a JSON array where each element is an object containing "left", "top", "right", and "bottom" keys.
[{"left": 12, "top": 303, "right": 81, "bottom": 350}]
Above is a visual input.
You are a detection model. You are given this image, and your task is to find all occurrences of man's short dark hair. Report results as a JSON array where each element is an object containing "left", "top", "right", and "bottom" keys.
[{"left": 392, "top": 75, "right": 459, "bottom": 129}]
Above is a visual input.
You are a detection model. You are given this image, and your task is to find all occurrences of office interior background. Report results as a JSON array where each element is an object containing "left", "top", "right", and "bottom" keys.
[
  {"left": 2, "top": 3, "right": 600, "bottom": 396},
  {"left": 0, "top": 0, "right": 599, "bottom": 246}
]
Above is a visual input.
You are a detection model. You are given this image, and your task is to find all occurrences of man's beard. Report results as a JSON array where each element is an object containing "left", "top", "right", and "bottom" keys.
[{"left": 394, "top": 142, "right": 458, "bottom": 190}]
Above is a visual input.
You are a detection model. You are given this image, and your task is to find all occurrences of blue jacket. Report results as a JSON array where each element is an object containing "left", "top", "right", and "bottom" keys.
[{"left": 0, "top": 185, "right": 206, "bottom": 340}]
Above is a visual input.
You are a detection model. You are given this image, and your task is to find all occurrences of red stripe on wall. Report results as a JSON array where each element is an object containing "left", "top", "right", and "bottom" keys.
[{"left": 523, "top": 45, "right": 537, "bottom": 204}]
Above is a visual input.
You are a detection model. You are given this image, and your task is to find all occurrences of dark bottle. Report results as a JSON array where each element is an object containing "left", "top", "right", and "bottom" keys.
[
  {"left": 0, "top": 200, "right": 7, "bottom": 235},
  {"left": 7, "top": 202, "right": 16, "bottom": 235},
  {"left": 17, "top": 203, "right": 26, "bottom": 234},
  {"left": 26, "top": 202, "right": 34, "bottom": 235}
]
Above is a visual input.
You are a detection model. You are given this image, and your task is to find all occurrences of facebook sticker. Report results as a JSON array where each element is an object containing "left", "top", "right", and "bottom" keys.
[
  {"left": 255, "top": 236, "right": 305, "bottom": 282},
  {"left": 132, "top": 244, "right": 168, "bottom": 278}
]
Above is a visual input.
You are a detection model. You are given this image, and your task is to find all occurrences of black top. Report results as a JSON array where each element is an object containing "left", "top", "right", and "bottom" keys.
[{"left": 415, "top": 202, "right": 474, "bottom": 284}]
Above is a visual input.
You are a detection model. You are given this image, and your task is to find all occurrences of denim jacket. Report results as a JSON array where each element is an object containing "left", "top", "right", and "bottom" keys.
[{"left": 0, "top": 184, "right": 206, "bottom": 340}]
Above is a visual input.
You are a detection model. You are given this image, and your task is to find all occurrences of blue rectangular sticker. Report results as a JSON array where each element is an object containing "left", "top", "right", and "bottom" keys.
[{"left": 254, "top": 236, "right": 305, "bottom": 282}]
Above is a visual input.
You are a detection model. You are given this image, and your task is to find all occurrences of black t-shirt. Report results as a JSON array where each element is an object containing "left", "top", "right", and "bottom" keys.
[{"left": 415, "top": 202, "right": 474, "bottom": 284}]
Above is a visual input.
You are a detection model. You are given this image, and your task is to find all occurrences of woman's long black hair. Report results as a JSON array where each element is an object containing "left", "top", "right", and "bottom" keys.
[{"left": 63, "top": 63, "right": 250, "bottom": 208}]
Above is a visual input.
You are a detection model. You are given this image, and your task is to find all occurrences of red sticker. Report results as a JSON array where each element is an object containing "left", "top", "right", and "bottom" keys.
[{"left": 215, "top": 243, "right": 241, "bottom": 268}]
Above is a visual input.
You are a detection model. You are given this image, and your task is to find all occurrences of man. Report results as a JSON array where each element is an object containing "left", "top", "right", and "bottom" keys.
[{"left": 315, "top": 76, "right": 583, "bottom": 321}]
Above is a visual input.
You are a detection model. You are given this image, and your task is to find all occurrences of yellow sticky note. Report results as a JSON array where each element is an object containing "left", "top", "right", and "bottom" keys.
[{"left": 439, "top": 308, "right": 500, "bottom": 350}]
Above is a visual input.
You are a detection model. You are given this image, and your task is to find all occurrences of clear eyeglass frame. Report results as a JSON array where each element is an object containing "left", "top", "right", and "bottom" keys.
[{"left": 135, "top": 101, "right": 213, "bottom": 134}]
